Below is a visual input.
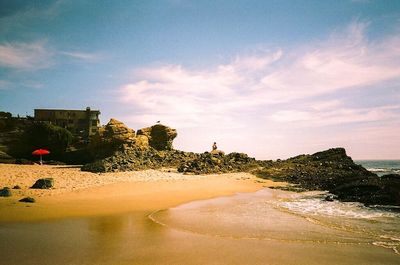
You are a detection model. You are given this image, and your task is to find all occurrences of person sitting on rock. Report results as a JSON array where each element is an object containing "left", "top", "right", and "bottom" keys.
[{"left": 212, "top": 142, "right": 217, "bottom": 151}]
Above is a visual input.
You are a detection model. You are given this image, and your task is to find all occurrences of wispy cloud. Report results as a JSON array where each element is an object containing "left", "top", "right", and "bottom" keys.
[
  {"left": 0, "top": 40, "right": 53, "bottom": 70},
  {"left": 268, "top": 105, "right": 400, "bottom": 126},
  {"left": 59, "top": 51, "right": 103, "bottom": 62},
  {"left": 0, "top": 40, "right": 104, "bottom": 71},
  {"left": 119, "top": 21, "right": 400, "bottom": 130}
]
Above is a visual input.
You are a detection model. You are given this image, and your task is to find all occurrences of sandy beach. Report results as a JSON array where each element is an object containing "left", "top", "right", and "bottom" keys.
[{"left": 0, "top": 164, "right": 274, "bottom": 222}]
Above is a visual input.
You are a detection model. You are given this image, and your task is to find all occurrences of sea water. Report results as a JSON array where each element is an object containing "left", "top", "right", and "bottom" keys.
[
  {"left": 151, "top": 161, "right": 400, "bottom": 257},
  {"left": 356, "top": 160, "right": 400, "bottom": 176},
  {"left": 152, "top": 188, "right": 400, "bottom": 257}
]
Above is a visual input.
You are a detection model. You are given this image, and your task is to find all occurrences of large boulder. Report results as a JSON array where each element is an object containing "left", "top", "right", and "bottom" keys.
[
  {"left": 333, "top": 174, "right": 400, "bottom": 206},
  {"left": 103, "top": 119, "right": 136, "bottom": 144},
  {"left": 137, "top": 124, "right": 177, "bottom": 151}
]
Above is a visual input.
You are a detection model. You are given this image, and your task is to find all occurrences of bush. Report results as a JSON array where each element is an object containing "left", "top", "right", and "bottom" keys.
[{"left": 11, "top": 123, "right": 73, "bottom": 159}]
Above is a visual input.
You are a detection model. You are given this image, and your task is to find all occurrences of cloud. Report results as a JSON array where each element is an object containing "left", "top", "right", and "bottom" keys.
[
  {"left": 59, "top": 51, "right": 103, "bottom": 62},
  {"left": 0, "top": 40, "right": 104, "bottom": 71},
  {"left": 0, "top": 40, "right": 53, "bottom": 70},
  {"left": 259, "top": 22, "right": 400, "bottom": 102},
  {"left": 268, "top": 105, "right": 400, "bottom": 126},
  {"left": 119, "top": 21, "right": 400, "bottom": 131}
]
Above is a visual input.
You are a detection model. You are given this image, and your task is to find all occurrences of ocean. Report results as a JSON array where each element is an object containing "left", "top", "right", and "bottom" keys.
[
  {"left": 151, "top": 161, "right": 400, "bottom": 259},
  {"left": 356, "top": 160, "right": 400, "bottom": 176}
]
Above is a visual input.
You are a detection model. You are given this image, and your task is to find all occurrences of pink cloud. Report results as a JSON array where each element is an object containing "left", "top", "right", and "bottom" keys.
[
  {"left": 0, "top": 40, "right": 53, "bottom": 70},
  {"left": 118, "top": 22, "right": 400, "bottom": 158}
]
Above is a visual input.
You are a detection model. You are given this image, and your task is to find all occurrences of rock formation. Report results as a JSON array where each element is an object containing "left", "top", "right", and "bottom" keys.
[
  {"left": 81, "top": 122, "right": 400, "bottom": 207},
  {"left": 255, "top": 148, "right": 400, "bottom": 206},
  {"left": 91, "top": 119, "right": 136, "bottom": 146},
  {"left": 89, "top": 120, "right": 177, "bottom": 152},
  {"left": 104, "top": 118, "right": 136, "bottom": 143},
  {"left": 137, "top": 124, "right": 177, "bottom": 151}
]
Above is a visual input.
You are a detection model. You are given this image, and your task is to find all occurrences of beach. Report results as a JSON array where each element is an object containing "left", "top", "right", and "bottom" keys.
[
  {"left": 0, "top": 164, "right": 399, "bottom": 265},
  {"left": 0, "top": 164, "right": 272, "bottom": 222}
]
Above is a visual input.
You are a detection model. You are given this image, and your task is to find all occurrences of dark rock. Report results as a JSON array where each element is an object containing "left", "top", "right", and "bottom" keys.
[
  {"left": 324, "top": 194, "right": 337, "bottom": 202},
  {"left": 19, "top": 197, "right": 35, "bottom": 203},
  {"left": 0, "top": 187, "right": 12, "bottom": 197},
  {"left": 13, "top": 185, "right": 21, "bottom": 189},
  {"left": 31, "top": 178, "right": 54, "bottom": 189},
  {"left": 255, "top": 148, "right": 400, "bottom": 206},
  {"left": 333, "top": 174, "right": 400, "bottom": 206}
]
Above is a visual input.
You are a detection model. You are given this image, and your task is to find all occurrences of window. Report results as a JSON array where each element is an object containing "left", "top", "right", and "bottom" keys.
[{"left": 91, "top": 120, "right": 97, "bottom": 126}]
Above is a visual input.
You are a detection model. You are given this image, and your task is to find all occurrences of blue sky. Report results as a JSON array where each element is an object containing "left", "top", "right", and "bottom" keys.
[{"left": 1, "top": 0, "right": 400, "bottom": 159}]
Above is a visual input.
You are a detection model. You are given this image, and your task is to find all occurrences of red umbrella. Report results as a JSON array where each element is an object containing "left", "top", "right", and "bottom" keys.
[{"left": 32, "top": 149, "right": 50, "bottom": 165}]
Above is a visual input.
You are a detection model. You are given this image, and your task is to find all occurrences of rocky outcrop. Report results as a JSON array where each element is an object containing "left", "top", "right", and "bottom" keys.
[
  {"left": 137, "top": 124, "right": 177, "bottom": 151},
  {"left": 333, "top": 174, "right": 400, "bottom": 206},
  {"left": 81, "top": 144, "right": 257, "bottom": 174},
  {"left": 82, "top": 147, "right": 198, "bottom": 172},
  {"left": 178, "top": 152, "right": 257, "bottom": 174},
  {"left": 255, "top": 148, "right": 400, "bottom": 206},
  {"left": 256, "top": 148, "right": 374, "bottom": 190},
  {"left": 80, "top": 120, "right": 399, "bottom": 207},
  {"left": 31, "top": 178, "right": 54, "bottom": 189},
  {"left": 91, "top": 119, "right": 136, "bottom": 146},
  {"left": 104, "top": 119, "right": 136, "bottom": 143},
  {"left": 88, "top": 121, "right": 177, "bottom": 154}
]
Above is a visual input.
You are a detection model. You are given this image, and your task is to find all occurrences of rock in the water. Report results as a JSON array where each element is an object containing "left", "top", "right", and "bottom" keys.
[
  {"left": 31, "top": 178, "right": 54, "bottom": 189},
  {"left": 19, "top": 197, "right": 35, "bottom": 203},
  {"left": 333, "top": 174, "right": 400, "bottom": 206},
  {"left": 0, "top": 187, "right": 12, "bottom": 197},
  {"left": 137, "top": 124, "right": 177, "bottom": 151}
]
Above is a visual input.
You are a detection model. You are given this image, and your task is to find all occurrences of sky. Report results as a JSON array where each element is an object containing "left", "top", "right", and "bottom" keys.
[{"left": 0, "top": 0, "right": 400, "bottom": 159}]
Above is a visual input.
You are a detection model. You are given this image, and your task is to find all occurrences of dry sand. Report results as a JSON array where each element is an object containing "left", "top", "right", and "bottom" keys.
[{"left": 0, "top": 164, "right": 281, "bottom": 222}]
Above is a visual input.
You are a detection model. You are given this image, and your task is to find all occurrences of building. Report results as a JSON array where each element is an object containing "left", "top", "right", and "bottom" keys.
[{"left": 34, "top": 107, "right": 101, "bottom": 139}]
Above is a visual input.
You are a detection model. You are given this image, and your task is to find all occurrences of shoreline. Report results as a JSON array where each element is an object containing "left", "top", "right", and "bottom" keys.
[{"left": 0, "top": 164, "right": 284, "bottom": 223}]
